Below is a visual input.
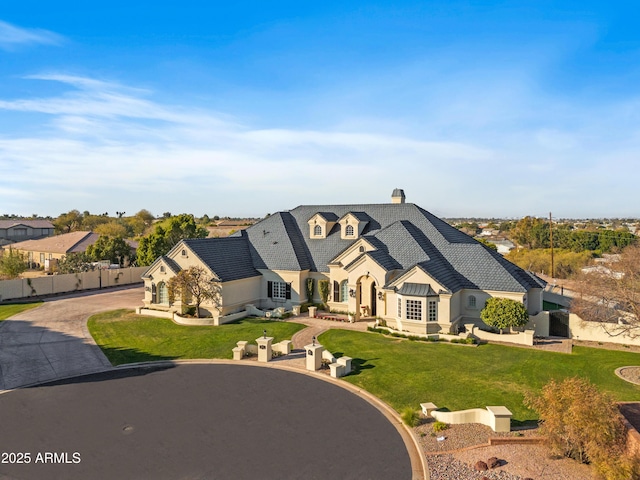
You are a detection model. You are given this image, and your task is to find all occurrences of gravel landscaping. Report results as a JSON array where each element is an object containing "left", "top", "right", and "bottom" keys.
[
  {"left": 416, "top": 419, "right": 539, "bottom": 453},
  {"left": 617, "top": 366, "right": 640, "bottom": 384},
  {"left": 418, "top": 421, "right": 594, "bottom": 480}
]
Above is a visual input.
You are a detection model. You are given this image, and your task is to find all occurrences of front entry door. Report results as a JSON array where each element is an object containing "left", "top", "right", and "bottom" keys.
[{"left": 370, "top": 283, "right": 377, "bottom": 316}]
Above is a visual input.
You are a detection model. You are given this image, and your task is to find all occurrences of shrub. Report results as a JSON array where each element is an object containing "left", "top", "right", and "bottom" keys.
[
  {"left": 480, "top": 297, "right": 528, "bottom": 332},
  {"left": 525, "top": 377, "right": 640, "bottom": 480},
  {"left": 305, "top": 278, "right": 315, "bottom": 302},
  {"left": 318, "top": 279, "right": 330, "bottom": 306},
  {"left": 432, "top": 421, "right": 449, "bottom": 433},
  {"left": 400, "top": 407, "right": 420, "bottom": 427}
]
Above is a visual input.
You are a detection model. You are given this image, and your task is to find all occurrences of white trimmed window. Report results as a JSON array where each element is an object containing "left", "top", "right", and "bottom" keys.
[
  {"left": 406, "top": 299, "right": 422, "bottom": 321},
  {"left": 157, "top": 282, "right": 169, "bottom": 304},
  {"left": 314, "top": 224, "right": 322, "bottom": 236},
  {"left": 397, "top": 298, "right": 402, "bottom": 317},
  {"left": 428, "top": 300, "right": 437, "bottom": 322},
  {"left": 340, "top": 280, "right": 348, "bottom": 302},
  {"left": 273, "top": 281, "right": 287, "bottom": 299},
  {"left": 345, "top": 225, "right": 354, "bottom": 236}
]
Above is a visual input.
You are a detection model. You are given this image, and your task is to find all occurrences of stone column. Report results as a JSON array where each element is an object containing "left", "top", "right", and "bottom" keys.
[
  {"left": 256, "top": 336, "right": 274, "bottom": 363},
  {"left": 305, "top": 343, "right": 324, "bottom": 371}
]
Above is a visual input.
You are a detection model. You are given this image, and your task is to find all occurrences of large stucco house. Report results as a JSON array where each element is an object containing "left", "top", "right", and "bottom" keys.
[{"left": 141, "top": 190, "right": 545, "bottom": 334}]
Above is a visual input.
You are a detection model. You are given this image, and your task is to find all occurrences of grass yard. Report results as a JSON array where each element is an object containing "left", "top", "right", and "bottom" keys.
[
  {"left": 0, "top": 302, "right": 42, "bottom": 321},
  {"left": 319, "top": 329, "right": 640, "bottom": 422},
  {"left": 88, "top": 309, "right": 306, "bottom": 366}
]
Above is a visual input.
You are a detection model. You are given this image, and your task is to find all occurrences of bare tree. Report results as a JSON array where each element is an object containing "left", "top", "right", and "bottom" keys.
[
  {"left": 571, "top": 243, "right": 640, "bottom": 338},
  {"left": 167, "top": 266, "right": 221, "bottom": 318}
]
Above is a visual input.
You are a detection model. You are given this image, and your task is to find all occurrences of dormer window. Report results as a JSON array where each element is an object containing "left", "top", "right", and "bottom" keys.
[
  {"left": 307, "top": 213, "right": 337, "bottom": 239},
  {"left": 338, "top": 212, "right": 368, "bottom": 240}
]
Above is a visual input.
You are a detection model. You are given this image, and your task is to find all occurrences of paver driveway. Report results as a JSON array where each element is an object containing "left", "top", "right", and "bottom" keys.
[{"left": 0, "top": 286, "right": 143, "bottom": 391}]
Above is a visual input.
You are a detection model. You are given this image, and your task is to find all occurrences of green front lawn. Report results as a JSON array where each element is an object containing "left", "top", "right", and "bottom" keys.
[
  {"left": 88, "top": 310, "right": 306, "bottom": 366},
  {"left": 319, "top": 329, "right": 640, "bottom": 422},
  {"left": 0, "top": 302, "right": 42, "bottom": 321}
]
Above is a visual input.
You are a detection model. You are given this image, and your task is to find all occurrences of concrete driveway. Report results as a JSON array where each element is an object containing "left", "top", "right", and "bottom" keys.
[{"left": 0, "top": 286, "right": 143, "bottom": 391}]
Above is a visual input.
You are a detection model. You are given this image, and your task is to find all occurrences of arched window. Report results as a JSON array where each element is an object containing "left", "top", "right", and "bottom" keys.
[
  {"left": 359, "top": 246, "right": 365, "bottom": 253},
  {"left": 340, "top": 280, "right": 348, "bottom": 302},
  {"left": 468, "top": 295, "right": 476, "bottom": 308},
  {"left": 314, "top": 224, "right": 322, "bottom": 236},
  {"left": 345, "top": 225, "right": 354, "bottom": 236},
  {"left": 157, "top": 282, "right": 169, "bottom": 304}
]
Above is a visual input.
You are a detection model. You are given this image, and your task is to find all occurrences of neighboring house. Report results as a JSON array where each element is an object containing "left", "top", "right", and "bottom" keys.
[
  {"left": 6, "top": 231, "right": 137, "bottom": 270},
  {"left": 0, "top": 220, "right": 54, "bottom": 246},
  {"left": 142, "top": 190, "right": 545, "bottom": 334},
  {"left": 483, "top": 238, "right": 516, "bottom": 255}
]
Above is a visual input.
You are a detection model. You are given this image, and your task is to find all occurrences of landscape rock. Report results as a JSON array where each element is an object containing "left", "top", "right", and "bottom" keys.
[{"left": 474, "top": 460, "right": 488, "bottom": 471}]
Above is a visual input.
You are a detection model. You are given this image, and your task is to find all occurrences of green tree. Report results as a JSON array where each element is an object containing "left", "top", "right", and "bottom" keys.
[
  {"left": 94, "top": 222, "right": 131, "bottom": 238},
  {"left": 57, "top": 252, "right": 95, "bottom": 273},
  {"left": 86, "top": 236, "right": 132, "bottom": 266},
  {"left": 136, "top": 214, "right": 208, "bottom": 266},
  {"left": 134, "top": 209, "right": 155, "bottom": 225},
  {"left": 0, "top": 248, "right": 27, "bottom": 278},
  {"left": 54, "top": 210, "right": 83, "bottom": 234},
  {"left": 167, "top": 266, "right": 221, "bottom": 318},
  {"left": 525, "top": 377, "right": 640, "bottom": 480},
  {"left": 511, "top": 216, "right": 549, "bottom": 249},
  {"left": 81, "top": 213, "right": 111, "bottom": 232},
  {"left": 480, "top": 297, "right": 528, "bottom": 332}
]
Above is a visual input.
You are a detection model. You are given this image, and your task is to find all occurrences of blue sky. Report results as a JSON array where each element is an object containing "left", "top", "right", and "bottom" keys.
[{"left": 1, "top": 1, "right": 639, "bottom": 219}]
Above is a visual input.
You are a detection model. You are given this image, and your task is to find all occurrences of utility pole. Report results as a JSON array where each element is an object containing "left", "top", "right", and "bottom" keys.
[{"left": 549, "top": 212, "right": 554, "bottom": 278}]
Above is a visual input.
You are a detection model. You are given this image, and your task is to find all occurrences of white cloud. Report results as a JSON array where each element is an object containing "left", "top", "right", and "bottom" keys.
[
  {"left": 0, "top": 72, "right": 639, "bottom": 218},
  {"left": 0, "top": 20, "right": 63, "bottom": 49}
]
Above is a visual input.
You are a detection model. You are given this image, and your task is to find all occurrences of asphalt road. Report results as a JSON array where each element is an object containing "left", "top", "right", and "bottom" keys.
[
  {"left": 0, "top": 286, "right": 144, "bottom": 390},
  {"left": 0, "top": 364, "right": 412, "bottom": 480}
]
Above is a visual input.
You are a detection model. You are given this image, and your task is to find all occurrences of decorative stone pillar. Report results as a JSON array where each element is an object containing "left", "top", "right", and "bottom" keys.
[
  {"left": 337, "top": 356, "right": 352, "bottom": 374},
  {"left": 487, "top": 406, "right": 512, "bottom": 432},
  {"left": 256, "top": 336, "right": 274, "bottom": 363},
  {"left": 308, "top": 306, "right": 317, "bottom": 318},
  {"left": 305, "top": 343, "right": 324, "bottom": 371},
  {"left": 232, "top": 347, "right": 244, "bottom": 361}
]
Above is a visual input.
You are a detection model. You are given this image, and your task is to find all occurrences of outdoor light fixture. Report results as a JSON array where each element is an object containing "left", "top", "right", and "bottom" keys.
[
  {"left": 377, "top": 292, "right": 384, "bottom": 300},
  {"left": 349, "top": 289, "right": 356, "bottom": 298},
  {"left": 312, "top": 336, "right": 316, "bottom": 346},
  {"left": 263, "top": 329, "right": 267, "bottom": 339}
]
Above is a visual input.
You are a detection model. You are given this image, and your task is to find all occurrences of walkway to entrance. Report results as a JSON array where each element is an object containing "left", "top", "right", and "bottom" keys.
[{"left": 288, "top": 312, "right": 369, "bottom": 350}]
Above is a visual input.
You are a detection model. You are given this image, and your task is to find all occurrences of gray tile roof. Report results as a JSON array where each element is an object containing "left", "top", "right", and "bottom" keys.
[
  {"left": 182, "top": 237, "right": 261, "bottom": 282},
  {"left": 311, "top": 212, "right": 339, "bottom": 222},
  {"left": 0, "top": 220, "right": 54, "bottom": 229},
  {"left": 238, "top": 202, "right": 544, "bottom": 293}
]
